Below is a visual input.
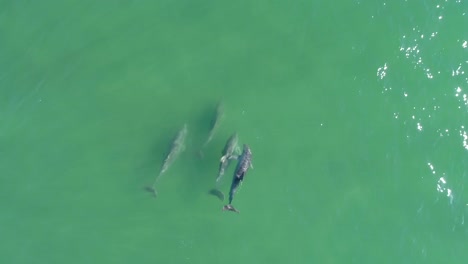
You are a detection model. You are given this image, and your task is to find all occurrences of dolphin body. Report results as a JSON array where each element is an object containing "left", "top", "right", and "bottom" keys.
[
  {"left": 147, "top": 124, "right": 188, "bottom": 197},
  {"left": 210, "top": 133, "right": 240, "bottom": 201},
  {"left": 200, "top": 102, "right": 224, "bottom": 152},
  {"left": 217, "top": 133, "right": 240, "bottom": 182},
  {"left": 223, "top": 144, "right": 253, "bottom": 213}
]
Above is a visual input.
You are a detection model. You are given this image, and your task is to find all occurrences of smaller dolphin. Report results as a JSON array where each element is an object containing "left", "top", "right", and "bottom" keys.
[
  {"left": 146, "top": 124, "right": 188, "bottom": 197},
  {"left": 217, "top": 133, "right": 240, "bottom": 182},
  {"left": 210, "top": 133, "right": 240, "bottom": 201},
  {"left": 223, "top": 144, "right": 253, "bottom": 213}
]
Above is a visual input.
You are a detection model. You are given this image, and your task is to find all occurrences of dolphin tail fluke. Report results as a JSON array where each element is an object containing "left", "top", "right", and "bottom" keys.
[
  {"left": 223, "top": 204, "right": 239, "bottom": 213},
  {"left": 144, "top": 186, "right": 158, "bottom": 197}
]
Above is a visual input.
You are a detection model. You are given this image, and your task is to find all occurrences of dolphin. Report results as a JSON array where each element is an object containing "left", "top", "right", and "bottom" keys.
[
  {"left": 199, "top": 102, "right": 224, "bottom": 157},
  {"left": 223, "top": 144, "right": 253, "bottom": 213},
  {"left": 217, "top": 133, "right": 240, "bottom": 182},
  {"left": 146, "top": 124, "right": 188, "bottom": 197},
  {"left": 210, "top": 133, "right": 240, "bottom": 201}
]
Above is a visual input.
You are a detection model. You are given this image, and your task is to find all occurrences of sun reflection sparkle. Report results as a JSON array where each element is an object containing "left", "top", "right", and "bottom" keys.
[
  {"left": 429, "top": 162, "right": 455, "bottom": 204},
  {"left": 427, "top": 162, "right": 435, "bottom": 174},
  {"left": 452, "top": 64, "right": 465, "bottom": 76},
  {"left": 380, "top": 0, "right": 467, "bottom": 225},
  {"left": 377, "top": 63, "right": 388, "bottom": 79},
  {"left": 459, "top": 126, "right": 468, "bottom": 150},
  {"left": 436, "top": 175, "right": 454, "bottom": 204},
  {"left": 436, "top": 128, "right": 450, "bottom": 137},
  {"left": 417, "top": 122, "right": 423, "bottom": 131}
]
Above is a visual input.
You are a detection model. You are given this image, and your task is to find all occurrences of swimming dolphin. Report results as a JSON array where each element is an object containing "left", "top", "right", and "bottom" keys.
[
  {"left": 210, "top": 133, "right": 240, "bottom": 201},
  {"left": 217, "top": 133, "right": 240, "bottom": 182},
  {"left": 146, "top": 124, "right": 188, "bottom": 197},
  {"left": 199, "top": 102, "right": 224, "bottom": 157},
  {"left": 223, "top": 144, "right": 253, "bottom": 213}
]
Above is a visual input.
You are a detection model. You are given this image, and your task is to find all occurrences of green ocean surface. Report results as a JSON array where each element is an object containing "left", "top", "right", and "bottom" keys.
[{"left": 1, "top": 1, "right": 467, "bottom": 263}]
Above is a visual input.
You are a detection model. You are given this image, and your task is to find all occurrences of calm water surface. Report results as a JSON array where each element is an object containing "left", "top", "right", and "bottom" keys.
[{"left": 1, "top": 1, "right": 467, "bottom": 263}]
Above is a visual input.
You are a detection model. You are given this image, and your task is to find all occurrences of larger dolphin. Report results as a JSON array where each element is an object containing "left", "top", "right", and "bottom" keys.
[
  {"left": 223, "top": 144, "right": 253, "bottom": 213},
  {"left": 146, "top": 124, "right": 188, "bottom": 197}
]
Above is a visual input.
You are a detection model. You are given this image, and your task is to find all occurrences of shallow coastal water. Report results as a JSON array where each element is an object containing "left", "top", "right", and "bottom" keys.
[{"left": 1, "top": 1, "right": 467, "bottom": 263}]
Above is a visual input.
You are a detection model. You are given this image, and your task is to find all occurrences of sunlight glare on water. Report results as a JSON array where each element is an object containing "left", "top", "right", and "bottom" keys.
[{"left": 378, "top": 0, "right": 468, "bottom": 235}]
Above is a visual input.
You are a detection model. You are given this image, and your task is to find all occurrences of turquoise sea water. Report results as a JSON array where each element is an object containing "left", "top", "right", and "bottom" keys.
[{"left": 1, "top": 1, "right": 467, "bottom": 263}]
